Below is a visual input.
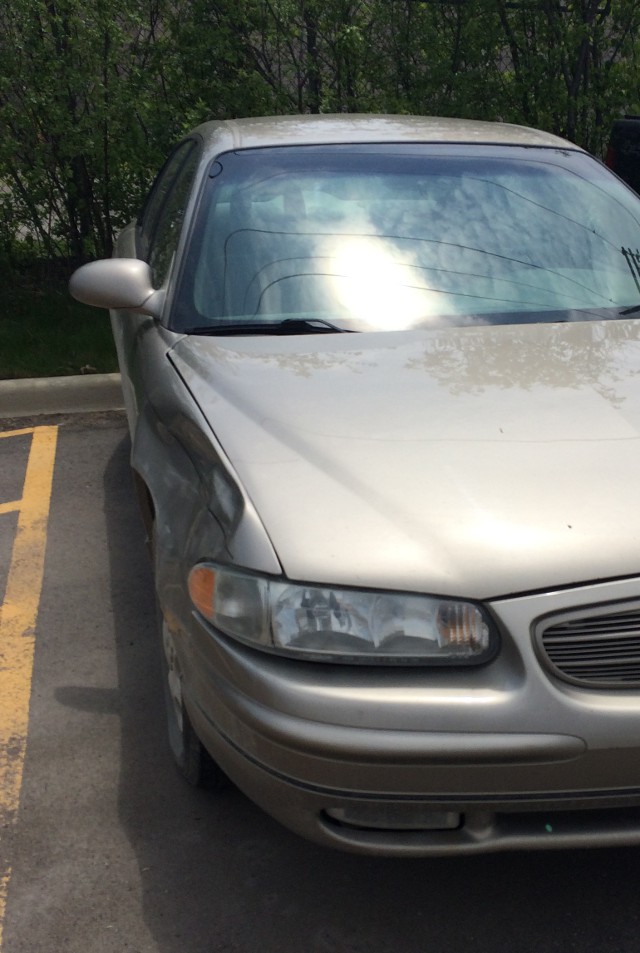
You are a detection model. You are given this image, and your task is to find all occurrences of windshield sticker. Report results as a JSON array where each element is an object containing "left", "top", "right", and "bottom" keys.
[{"left": 622, "top": 247, "right": 640, "bottom": 294}]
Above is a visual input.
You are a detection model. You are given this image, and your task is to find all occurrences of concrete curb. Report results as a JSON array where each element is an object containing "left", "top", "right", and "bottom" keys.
[{"left": 0, "top": 373, "right": 124, "bottom": 418}]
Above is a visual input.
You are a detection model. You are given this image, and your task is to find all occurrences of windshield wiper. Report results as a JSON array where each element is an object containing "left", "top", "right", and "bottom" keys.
[
  {"left": 620, "top": 304, "right": 640, "bottom": 316},
  {"left": 185, "top": 317, "right": 352, "bottom": 336}
]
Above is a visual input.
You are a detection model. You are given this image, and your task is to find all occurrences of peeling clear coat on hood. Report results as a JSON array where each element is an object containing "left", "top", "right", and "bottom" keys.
[{"left": 169, "top": 319, "right": 640, "bottom": 599}]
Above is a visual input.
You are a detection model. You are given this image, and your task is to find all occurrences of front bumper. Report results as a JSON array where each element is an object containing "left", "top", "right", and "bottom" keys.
[{"left": 177, "top": 576, "right": 640, "bottom": 855}]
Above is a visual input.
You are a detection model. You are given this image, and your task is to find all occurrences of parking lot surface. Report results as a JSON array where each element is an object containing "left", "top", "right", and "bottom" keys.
[{"left": 2, "top": 410, "right": 640, "bottom": 953}]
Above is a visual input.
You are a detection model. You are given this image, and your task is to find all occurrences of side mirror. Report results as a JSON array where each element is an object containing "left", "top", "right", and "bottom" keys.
[{"left": 69, "top": 259, "right": 165, "bottom": 318}]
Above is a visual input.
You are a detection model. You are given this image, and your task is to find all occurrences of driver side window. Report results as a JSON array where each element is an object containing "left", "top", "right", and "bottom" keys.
[{"left": 138, "top": 139, "right": 200, "bottom": 288}]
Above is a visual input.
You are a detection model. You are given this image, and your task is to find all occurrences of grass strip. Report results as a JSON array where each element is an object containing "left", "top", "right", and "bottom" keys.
[{"left": 0, "top": 275, "right": 117, "bottom": 380}]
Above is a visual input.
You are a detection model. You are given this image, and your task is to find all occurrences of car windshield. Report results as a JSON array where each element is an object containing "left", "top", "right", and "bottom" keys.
[{"left": 172, "top": 143, "right": 640, "bottom": 333}]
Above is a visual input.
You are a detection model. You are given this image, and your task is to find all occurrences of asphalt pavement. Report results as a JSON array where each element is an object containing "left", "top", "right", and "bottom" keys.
[{"left": 3, "top": 375, "right": 640, "bottom": 953}]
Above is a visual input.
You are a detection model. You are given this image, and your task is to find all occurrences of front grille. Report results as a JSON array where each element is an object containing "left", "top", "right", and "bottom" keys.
[{"left": 536, "top": 603, "right": 640, "bottom": 688}]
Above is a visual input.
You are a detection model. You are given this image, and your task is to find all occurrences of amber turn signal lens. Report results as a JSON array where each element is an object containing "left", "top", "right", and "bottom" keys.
[{"left": 188, "top": 565, "right": 216, "bottom": 620}]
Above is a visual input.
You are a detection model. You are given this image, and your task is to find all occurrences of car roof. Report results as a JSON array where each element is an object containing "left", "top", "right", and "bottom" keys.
[{"left": 192, "top": 114, "right": 576, "bottom": 157}]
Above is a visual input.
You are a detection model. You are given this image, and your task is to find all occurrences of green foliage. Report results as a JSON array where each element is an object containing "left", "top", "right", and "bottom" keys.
[
  {"left": 0, "top": 0, "right": 170, "bottom": 261},
  {"left": 491, "top": 0, "right": 640, "bottom": 153},
  {"left": 1, "top": 0, "right": 639, "bottom": 271},
  {"left": 0, "top": 268, "right": 117, "bottom": 379}
]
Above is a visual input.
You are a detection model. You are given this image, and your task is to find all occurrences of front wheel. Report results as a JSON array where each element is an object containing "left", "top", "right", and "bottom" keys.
[{"left": 160, "top": 617, "right": 226, "bottom": 790}]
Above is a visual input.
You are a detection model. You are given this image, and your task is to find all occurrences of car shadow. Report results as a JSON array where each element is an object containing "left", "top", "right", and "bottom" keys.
[{"left": 102, "top": 434, "right": 640, "bottom": 953}]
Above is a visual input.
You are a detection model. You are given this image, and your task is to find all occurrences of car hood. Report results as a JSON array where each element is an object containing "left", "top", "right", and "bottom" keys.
[{"left": 169, "top": 319, "right": 640, "bottom": 599}]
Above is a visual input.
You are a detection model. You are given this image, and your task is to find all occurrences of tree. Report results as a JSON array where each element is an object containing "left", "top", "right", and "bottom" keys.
[
  {"left": 0, "top": 0, "right": 183, "bottom": 261},
  {"left": 2, "top": 0, "right": 640, "bottom": 267},
  {"left": 494, "top": 0, "right": 640, "bottom": 152}
]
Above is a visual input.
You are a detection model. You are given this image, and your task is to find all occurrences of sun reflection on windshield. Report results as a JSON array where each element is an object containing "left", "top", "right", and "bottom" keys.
[{"left": 323, "top": 236, "right": 440, "bottom": 330}]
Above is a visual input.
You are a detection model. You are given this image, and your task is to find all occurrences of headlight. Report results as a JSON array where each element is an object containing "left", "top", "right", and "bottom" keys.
[{"left": 188, "top": 564, "right": 498, "bottom": 664}]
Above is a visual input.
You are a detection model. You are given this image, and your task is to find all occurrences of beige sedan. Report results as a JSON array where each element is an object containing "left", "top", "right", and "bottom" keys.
[{"left": 71, "top": 114, "right": 640, "bottom": 854}]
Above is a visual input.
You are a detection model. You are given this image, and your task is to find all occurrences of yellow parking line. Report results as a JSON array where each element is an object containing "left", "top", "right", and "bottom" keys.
[{"left": 0, "top": 426, "right": 58, "bottom": 950}]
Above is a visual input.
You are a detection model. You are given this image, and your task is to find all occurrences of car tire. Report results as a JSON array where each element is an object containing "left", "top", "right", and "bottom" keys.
[{"left": 160, "top": 616, "right": 226, "bottom": 790}]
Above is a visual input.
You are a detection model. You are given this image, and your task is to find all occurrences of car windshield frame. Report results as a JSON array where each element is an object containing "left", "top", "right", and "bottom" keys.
[{"left": 169, "top": 142, "right": 640, "bottom": 335}]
